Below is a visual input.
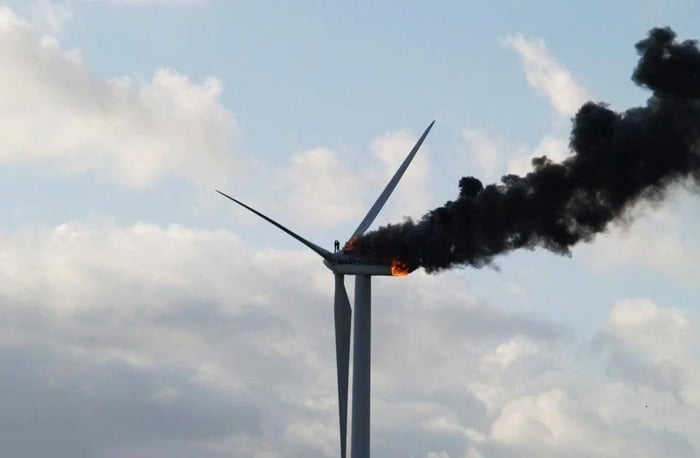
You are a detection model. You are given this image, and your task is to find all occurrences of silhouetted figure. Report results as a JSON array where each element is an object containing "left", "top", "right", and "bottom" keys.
[{"left": 334, "top": 240, "right": 340, "bottom": 252}]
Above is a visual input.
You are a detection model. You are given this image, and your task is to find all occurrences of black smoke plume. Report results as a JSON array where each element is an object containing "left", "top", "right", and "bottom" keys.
[{"left": 356, "top": 27, "right": 700, "bottom": 273}]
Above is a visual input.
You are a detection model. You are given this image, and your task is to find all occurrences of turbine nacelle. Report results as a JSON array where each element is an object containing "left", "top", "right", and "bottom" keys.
[
  {"left": 324, "top": 253, "right": 394, "bottom": 276},
  {"left": 324, "top": 246, "right": 414, "bottom": 276}
]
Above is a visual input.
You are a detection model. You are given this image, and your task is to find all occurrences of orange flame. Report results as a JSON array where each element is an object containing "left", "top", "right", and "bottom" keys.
[
  {"left": 390, "top": 258, "right": 411, "bottom": 277},
  {"left": 343, "top": 237, "right": 358, "bottom": 252}
]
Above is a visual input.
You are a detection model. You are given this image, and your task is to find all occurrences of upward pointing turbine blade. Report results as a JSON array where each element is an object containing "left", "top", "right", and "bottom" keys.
[
  {"left": 350, "top": 121, "right": 435, "bottom": 239},
  {"left": 333, "top": 274, "right": 352, "bottom": 458},
  {"left": 216, "top": 190, "right": 332, "bottom": 259}
]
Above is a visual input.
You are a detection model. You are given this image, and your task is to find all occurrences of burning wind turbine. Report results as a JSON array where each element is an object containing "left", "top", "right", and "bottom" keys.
[
  {"left": 216, "top": 26, "right": 700, "bottom": 458},
  {"left": 217, "top": 121, "right": 434, "bottom": 458},
  {"left": 355, "top": 27, "right": 700, "bottom": 273}
]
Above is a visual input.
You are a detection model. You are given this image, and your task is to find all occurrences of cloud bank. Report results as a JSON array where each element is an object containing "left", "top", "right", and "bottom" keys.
[
  {"left": 0, "top": 6, "right": 238, "bottom": 187},
  {"left": 0, "top": 222, "right": 697, "bottom": 457}
]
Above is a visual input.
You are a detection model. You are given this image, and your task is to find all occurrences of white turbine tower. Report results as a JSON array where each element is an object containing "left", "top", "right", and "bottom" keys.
[{"left": 217, "top": 121, "right": 434, "bottom": 458}]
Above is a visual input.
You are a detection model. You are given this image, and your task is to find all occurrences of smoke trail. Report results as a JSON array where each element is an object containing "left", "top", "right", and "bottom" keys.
[{"left": 356, "top": 27, "right": 700, "bottom": 273}]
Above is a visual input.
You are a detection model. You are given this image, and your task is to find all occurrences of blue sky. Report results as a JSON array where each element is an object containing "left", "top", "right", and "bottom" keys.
[{"left": 1, "top": 1, "right": 699, "bottom": 457}]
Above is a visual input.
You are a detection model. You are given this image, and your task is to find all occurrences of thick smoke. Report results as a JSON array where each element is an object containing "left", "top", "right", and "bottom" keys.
[{"left": 356, "top": 27, "right": 700, "bottom": 273}]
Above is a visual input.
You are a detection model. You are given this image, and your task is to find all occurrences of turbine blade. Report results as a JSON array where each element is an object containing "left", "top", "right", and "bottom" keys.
[
  {"left": 334, "top": 274, "right": 352, "bottom": 458},
  {"left": 216, "top": 190, "right": 332, "bottom": 260},
  {"left": 350, "top": 120, "right": 435, "bottom": 239}
]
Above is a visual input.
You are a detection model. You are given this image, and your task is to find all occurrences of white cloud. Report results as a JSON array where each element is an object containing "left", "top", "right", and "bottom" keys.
[
  {"left": 462, "top": 128, "right": 502, "bottom": 182},
  {"left": 465, "top": 297, "right": 700, "bottom": 458},
  {"left": 275, "top": 147, "right": 366, "bottom": 229},
  {"left": 491, "top": 389, "right": 592, "bottom": 448},
  {"left": 272, "top": 127, "right": 433, "bottom": 232},
  {"left": 458, "top": 33, "right": 585, "bottom": 186},
  {"left": 504, "top": 34, "right": 591, "bottom": 117},
  {"left": 458, "top": 129, "right": 571, "bottom": 183},
  {"left": 482, "top": 335, "right": 539, "bottom": 369},
  {"left": 0, "top": 6, "right": 239, "bottom": 187},
  {"left": 426, "top": 451, "right": 451, "bottom": 458},
  {"left": 599, "top": 299, "right": 700, "bottom": 406},
  {"left": 576, "top": 185, "right": 700, "bottom": 287},
  {"left": 507, "top": 134, "right": 570, "bottom": 176},
  {"left": 605, "top": 298, "right": 693, "bottom": 356},
  {"left": 370, "top": 128, "right": 432, "bottom": 223}
]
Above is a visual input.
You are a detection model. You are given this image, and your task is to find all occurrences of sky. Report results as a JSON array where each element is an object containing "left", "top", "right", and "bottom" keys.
[{"left": 0, "top": 1, "right": 699, "bottom": 457}]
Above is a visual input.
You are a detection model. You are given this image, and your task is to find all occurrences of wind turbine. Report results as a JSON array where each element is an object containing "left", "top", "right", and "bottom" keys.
[{"left": 217, "top": 121, "right": 434, "bottom": 458}]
